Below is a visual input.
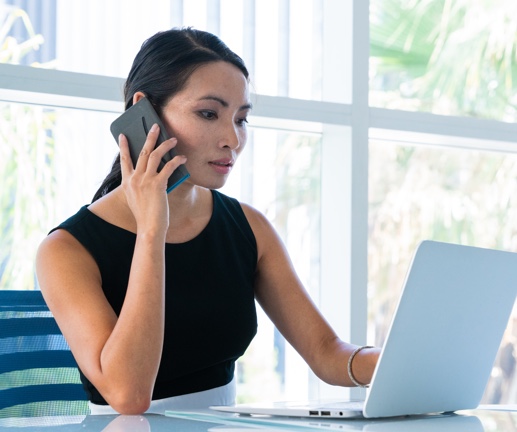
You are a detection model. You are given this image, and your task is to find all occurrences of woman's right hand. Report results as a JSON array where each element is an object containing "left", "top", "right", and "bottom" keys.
[{"left": 119, "top": 123, "right": 187, "bottom": 238}]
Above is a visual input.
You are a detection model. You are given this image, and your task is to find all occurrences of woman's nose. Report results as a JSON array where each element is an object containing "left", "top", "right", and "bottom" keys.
[{"left": 219, "top": 122, "right": 240, "bottom": 150}]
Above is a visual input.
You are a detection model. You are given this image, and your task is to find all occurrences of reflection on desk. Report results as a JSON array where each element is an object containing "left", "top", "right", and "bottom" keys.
[
  {"left": 0, "top": 414, "right": 223, "bottom": 432},
  {"left": 0, "top": 409, "right": 514, "bottom": 431},
  {"left": 166, "top": 410, "right": 486, "bottom": 430}
]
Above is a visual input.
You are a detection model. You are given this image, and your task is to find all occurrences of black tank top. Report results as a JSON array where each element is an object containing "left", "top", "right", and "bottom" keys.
[{"left": 51, "top": 190, "right": 258, "bottom": 404}]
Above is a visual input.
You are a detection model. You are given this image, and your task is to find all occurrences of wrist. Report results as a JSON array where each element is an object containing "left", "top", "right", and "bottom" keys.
[
  {"left": 136, "top": 228, "right": 167, "bottom": 246},
  {"left": 347, "top": 345, "right": 376, "bottom": 388}
]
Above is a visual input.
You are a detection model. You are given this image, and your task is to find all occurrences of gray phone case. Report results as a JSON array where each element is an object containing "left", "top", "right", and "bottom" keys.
[{"left": 110, "top": 97, "right": 190, "bottom": 192}]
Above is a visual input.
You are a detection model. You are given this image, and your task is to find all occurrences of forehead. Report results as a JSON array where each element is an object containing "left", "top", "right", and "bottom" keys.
[{"left": 175, "top": 61, "right": 250, "bottom": 104}]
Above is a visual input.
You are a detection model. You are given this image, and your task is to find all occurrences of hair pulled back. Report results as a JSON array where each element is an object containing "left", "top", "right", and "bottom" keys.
[{"left": 92, "top": 27, "right": 249, "bottom": 202}]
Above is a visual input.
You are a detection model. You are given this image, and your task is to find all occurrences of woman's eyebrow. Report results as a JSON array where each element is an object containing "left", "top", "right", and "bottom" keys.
[{"left": 199, "top": 95, "right": 253, "bottom": 111}]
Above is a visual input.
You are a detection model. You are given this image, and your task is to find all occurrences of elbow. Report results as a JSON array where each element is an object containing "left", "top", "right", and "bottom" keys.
[
  {"left": 310, "top": 366, "right": 339, "bottom": 387},
  {"left": 106, "top": 390, "right": 152, "bottom": 415}
]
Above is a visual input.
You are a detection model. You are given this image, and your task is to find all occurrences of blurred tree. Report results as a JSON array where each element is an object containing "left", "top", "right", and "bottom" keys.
[
  {"left": 369, "top": 0, "right": 517, "bottom": 405},
  {"left": 370, "top": 0, "right": 517, "bottom": 121},
  {"left": 0, "top": 5, "right": 55, "bottom": 290}
]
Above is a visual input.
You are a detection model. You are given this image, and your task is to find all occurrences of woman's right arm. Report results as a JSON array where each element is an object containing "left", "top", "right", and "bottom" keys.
[
  {"left": 36, "top": 127, "right": 183, "bottom": 414},
  {"left": 37, "top": 229, "right": 166, "bottom": 414}
]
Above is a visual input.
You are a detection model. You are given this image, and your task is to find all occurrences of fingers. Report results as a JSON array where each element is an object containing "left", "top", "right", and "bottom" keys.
[
  {"left": 151, "top": 137, "right": 187, "bottom": 183},
  {"left": 120, "top": 123, "right": 187, "bottom": 189},
  {"left": 118, "top": 133, "right": 133, "bottom": 180},
  {"left": 135, "top": 123, "right": 161, "bottom": 170},
  {"left": 158, "top": 152, "right": 187, "bottom": 182},
  {"left": 145, "top": 136, "right": 178, "bottom": 174}
]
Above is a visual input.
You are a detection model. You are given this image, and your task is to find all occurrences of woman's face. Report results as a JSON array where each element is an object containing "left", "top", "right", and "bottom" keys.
[{"left": 161, "top": 61, "right": 251, "bottom": 190}]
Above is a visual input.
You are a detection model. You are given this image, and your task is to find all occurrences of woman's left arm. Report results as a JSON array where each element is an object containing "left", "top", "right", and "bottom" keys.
[{"left": 241, "top": 203, "right": 380, "bottom": 387}]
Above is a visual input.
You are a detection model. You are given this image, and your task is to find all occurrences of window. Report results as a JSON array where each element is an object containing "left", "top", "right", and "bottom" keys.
[
  {"left": 369, "top": 0, "right": 517, "bottom": 407},
  {"left": 4, "top": 0, "right": 517, "bottom": 413},
  {"left": 0, "top": 102, "right": 117, "bottom": 291},
  {"left": 368, "top": 131, "right": 517, "bottom": 404},
  {"left": 223, "top": 127, "right": 322, "bottom": 402},
  {"left": 2, "top": 0, "right": 325, "bottom": 101},
  {"left": 0, "top": 0, "right": 337, "bottom": 404},
  {"left": 370, "top": 0, "right": 517, "bottom": 121}
]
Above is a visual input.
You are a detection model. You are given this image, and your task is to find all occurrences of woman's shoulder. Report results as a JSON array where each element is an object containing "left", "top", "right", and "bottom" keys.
[
  {"left": 219, "top": 195, "right": 282, "bottom": 259},
  {"left": 212, "top": 190, "right": 267, "bottom": 231},
  {"left": 41, "top": 226, "right": 84, "bottom": 251},
  {"left": 37, "top": 223, "right": 99, "bottom": 284},
  {"left": 44, "top": 205, "right": 93, "bottom": 251},
  {"left": 239, "top": 201, "right": 267, "bottom": 226},
  {"left": 41, "top": 190, "right": 133, "bottom": 266},
  {"left": 42, "top": 203, "right": 101, "bottom": 257},
  {"left": 233, "top": 200, "right": 272, "bottom": 233}
]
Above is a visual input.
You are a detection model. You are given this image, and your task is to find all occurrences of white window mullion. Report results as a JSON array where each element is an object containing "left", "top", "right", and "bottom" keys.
[
  {"left": 370, "top": 108, "right": 517, "bottom": 151},
  {"left": 349, "top": 0, "right": 370, "bottom": 351},
  {"left": 317, "top": 0, "right": 370, "bottom": 401}
]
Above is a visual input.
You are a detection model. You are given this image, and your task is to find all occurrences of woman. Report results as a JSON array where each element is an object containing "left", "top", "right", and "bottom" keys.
[{"left": 36, "top": 27, "right": 379, "bottom": 415}]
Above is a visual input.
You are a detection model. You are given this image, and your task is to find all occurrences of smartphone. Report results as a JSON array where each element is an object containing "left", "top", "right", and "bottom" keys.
[{"left": 110, "top": 97, "right": 190, "bottom": 192}]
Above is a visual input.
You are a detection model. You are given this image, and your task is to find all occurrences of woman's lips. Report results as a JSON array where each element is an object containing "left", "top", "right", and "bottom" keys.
[{"left": 209, "top": 158, "right": 234, "bottom": 175}]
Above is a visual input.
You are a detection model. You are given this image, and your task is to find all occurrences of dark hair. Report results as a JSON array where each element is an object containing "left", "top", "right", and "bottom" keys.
[{"left": 92, "top": 27, "right": 249, "bottom": 202}]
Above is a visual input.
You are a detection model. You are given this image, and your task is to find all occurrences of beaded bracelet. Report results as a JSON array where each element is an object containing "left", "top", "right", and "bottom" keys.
[{"left": 347, "top": 345, "right": 374, "bottom": 388}]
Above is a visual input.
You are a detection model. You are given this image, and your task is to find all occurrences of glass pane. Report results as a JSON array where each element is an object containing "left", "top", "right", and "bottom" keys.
[
  {"left": 0, "top": 0, "right": 324, "bottom": 100},
  {"left": 370, "top": 0, "right": 517, "bottom": 122},
  {"left": 222, "top": 126, "right": 322, "bottom": 402},
  {"left": 0, "top": 101, "right": 118, "bottom": 291},
  {"left": 368, "top": 138, "right": 517, "bottom": 403}
]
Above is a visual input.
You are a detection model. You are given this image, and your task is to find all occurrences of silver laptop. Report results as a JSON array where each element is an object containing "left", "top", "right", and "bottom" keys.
[{"left": 211, "top": 240, "right": 517, "bottom": 419}]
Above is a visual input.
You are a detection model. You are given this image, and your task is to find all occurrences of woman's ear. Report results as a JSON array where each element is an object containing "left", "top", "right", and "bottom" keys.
[{"left": 132, "top": 91, "right": 146, "bottom": 105}]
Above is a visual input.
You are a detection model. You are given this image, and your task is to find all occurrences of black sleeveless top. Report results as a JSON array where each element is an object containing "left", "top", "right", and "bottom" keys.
[{"left": 51, "top": 190, "right": 258, "bottom": 404}]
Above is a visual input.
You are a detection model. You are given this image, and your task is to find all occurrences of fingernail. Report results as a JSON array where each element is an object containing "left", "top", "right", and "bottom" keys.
[{"left": 151, "top": 123, "right": 158, "bottom": 132}]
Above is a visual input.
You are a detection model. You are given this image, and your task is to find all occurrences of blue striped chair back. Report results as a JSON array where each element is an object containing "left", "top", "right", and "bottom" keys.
[{"left": 0, "top": 290, "right": 88, "bottom": 418}]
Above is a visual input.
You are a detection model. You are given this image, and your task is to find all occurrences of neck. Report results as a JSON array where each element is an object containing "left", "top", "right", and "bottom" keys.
[
  {"left": 165, "top": 185, "right": 213, "bottom": 243},
  {"left": 166, "top": 183, "right": 210, "bottom": 218}
]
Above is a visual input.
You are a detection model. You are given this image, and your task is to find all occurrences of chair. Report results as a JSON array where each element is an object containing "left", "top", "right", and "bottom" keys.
[{"left": 0, "top": 290, "right": 88, "bottom": 418}]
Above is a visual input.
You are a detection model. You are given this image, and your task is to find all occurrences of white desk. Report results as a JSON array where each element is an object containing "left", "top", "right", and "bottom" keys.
[{"left": 0, "top": 408, "right": 515, "bottom": 431}]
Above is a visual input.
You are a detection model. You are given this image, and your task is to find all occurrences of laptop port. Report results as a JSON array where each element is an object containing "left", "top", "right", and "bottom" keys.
[
  {"left": 309, "top": 411, "right": 318, "bottom": 416},
  {"left": 321, "top": 411, "right": 331, "bottom": 416}
]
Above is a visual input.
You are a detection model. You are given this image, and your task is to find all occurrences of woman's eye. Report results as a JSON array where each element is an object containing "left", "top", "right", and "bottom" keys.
[
  {"left": 200, "top": 110, "right": 217, "bottom": 120},
  {"left": 237, "top": 118, "right": 249, "bottom": 127}
]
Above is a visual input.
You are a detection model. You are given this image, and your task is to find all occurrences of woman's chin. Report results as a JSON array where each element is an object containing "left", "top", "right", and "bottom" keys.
[{"left": 182, "top": 176, "right": 229, "bottom": 191}]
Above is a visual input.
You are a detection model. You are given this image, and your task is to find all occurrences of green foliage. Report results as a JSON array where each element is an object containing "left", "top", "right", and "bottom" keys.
[
  {"left": 369, "top": 1, "right": 517, "bottom": 404},
  {"left": 272, "top": 133, "right": 321, "bottom": 240},
  {"left": 370, "top": 0, "right": 517, "bottom": 120},
  {"left": 0, "top": 104, "right": 56, "bottom": 290},
  {"left": 0, "top": 9, "right": 55, "bottom": 291},
  {"left": 369, "top": 142, "right": 517, "bottom": 345}
]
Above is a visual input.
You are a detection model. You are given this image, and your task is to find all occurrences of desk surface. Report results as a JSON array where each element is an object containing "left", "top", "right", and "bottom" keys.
[{"left": 0, "top": 407, "right": 515, "bottom": 431}]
